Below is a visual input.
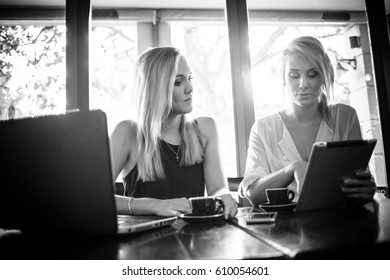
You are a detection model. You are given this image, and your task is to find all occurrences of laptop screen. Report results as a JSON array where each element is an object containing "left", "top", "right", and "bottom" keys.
[{"left": 0, "top": 110, "right": 118, "bottom": 234}]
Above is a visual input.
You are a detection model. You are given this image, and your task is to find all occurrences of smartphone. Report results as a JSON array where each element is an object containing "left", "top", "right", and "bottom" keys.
[{"left": 245, "top": 212, "right": 278, "bottom": 224}]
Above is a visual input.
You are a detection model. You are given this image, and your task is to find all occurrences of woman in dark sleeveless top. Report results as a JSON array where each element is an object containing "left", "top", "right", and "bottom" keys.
[{"left": 110, "top": 47, "right": 237, "bottom": 219}]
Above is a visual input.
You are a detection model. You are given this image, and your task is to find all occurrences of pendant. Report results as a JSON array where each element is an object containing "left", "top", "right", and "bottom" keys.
[{"left": 176, "top": 156, "right": 179, "bottom": 162}]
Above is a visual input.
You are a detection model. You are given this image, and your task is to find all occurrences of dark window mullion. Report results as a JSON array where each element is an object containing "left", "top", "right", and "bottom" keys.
[{"left": 66, "top": 0, "right": 91, "bottom": 112}]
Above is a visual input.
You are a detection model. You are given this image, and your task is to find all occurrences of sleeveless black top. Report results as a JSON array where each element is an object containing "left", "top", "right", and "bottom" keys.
[{"left": 123, "top": 140, "right": 205, "bottom": 199}]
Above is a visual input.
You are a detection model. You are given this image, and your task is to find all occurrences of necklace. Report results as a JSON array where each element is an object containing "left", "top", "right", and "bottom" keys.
[{"left": 166, "top": 142, "right": 180, "bottom": 162}]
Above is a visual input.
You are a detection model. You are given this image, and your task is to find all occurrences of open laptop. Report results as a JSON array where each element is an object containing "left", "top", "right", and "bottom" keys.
[
  {"left": 295, "top": 139, "right": 377, "bottom": 212},
  {"left": 0, "top": 110, "right": 176, "bottom": 235}
]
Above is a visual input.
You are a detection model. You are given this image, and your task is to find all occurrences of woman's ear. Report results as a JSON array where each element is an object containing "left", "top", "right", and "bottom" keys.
[{"left": 321, "top": 84, "right": 326, "bottom": 93}]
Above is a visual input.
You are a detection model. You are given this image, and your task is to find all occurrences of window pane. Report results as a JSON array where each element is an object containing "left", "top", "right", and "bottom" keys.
[
  {"left": 0, "top": 25, "right": 66, "bottom": 120},
  {"left": 170, "top": 22, "right": 237, "bottom": 177},
  {"left": 89, "top": 24, "right": 138, "bottom": 132}
]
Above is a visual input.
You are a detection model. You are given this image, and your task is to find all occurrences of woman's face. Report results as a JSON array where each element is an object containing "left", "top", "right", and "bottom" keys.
[
  {"left": 172, "top": 57, "right": 193, "bottom": 115},
  {"left": 284, "top": 54, "right": 323, "bottom": 109}
]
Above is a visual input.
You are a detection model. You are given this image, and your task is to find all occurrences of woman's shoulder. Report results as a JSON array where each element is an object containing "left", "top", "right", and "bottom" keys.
[
  {"left": 254, "top": 112, "right": 282, "bottom": 129},
  {"left": 111, "top": 119, "right": 138, "bottom": 141},
  {"left": 114, "top": 119, "right": 137, "bottom": 131},
  {"left": 329, "top": 103, "right": 357, "bottom": 114},
  {"left": 258, "top": 112, "right": 281, "bottom": 122},
  {"left": 195, "top": 116, "right": 217, "bottom": 138},
  {"left": 195, "top": 116, "right": 216, "bottom": 126},
  {"left": 328, "top": 103, "right": 358, "bottom": 119}
]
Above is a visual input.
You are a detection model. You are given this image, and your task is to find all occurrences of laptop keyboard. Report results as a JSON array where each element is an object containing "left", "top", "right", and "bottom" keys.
[{"left": 117, "top": 216, "right": 162, "bottom": 226}]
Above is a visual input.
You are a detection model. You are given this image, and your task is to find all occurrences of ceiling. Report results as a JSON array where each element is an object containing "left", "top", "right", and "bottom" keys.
[{"left": 0, "top": 0, "right": 389, "bottom": 14}]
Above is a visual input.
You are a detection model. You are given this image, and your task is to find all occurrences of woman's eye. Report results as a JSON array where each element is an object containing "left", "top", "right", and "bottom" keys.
[
  {"left": 307, "top": 71, "right": 319, "bottom": 78},
  {"left": 175, "top": 75, "right": 193, "bottom": 86},
  {"left": 289, "top": 72, "right": 299, "bottom": 79}
]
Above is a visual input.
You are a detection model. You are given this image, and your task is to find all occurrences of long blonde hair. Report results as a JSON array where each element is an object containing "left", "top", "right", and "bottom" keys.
[
  {"left": 281, "top": 36, "right": 334, "bottom": 128},
  {"left": 132, "top": 47, "right": 204, "bottom": 181}
]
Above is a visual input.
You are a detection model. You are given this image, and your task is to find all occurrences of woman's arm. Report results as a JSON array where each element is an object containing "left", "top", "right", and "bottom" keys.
[
  {"left": 246, "top": 161, "right": 307, "bottom": 206},
  {"left": 110, "top": 120, "right": 134, "bottom": 180},
  {"left": 115, "top": 195, "right": 192, "bottom": 216},
  {"left": 197, "top": 117, "right": 237, "bottom": 219},
  {"left": 347, "top": 106, "right": 363, "bottom": 140},
  {"left": 341, "top": 106, "right": 376, "bottom": 205},
  {"left": 241, "top": 120, "right": 307, "bottom": 206}
]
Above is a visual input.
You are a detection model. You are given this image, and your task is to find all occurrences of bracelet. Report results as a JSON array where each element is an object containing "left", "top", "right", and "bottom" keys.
[{"left": 127, "top": 197, "right": 134, "bottom": 215}]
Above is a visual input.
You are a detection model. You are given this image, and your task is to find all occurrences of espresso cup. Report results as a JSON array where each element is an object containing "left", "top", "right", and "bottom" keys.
[
  {"left": 265, "top": 188, "right": 295, "bottom": 205},
  {"left": 189, "top": 196, "right": 224, "bottom": 216}
]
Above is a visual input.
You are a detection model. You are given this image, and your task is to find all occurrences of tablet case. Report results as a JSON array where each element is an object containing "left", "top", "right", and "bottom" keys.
[{"left": 295, "top": 139, "right": 377, "bottom": 212}]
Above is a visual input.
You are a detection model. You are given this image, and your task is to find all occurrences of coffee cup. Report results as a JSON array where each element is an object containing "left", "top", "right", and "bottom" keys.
[
  {"left": 189, "top": 196, "right": 224, "bottom": 216},
  {"left": 265, "top": 188, "right": 295, "bottom": 205}
]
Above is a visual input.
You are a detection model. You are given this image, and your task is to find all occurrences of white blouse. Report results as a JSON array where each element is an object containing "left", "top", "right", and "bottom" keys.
[{"left": 239, "top": 103, "right": 362, "bottom": 197}]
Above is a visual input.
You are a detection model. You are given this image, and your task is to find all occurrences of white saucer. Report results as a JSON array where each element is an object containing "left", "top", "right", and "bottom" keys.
[
  {"left": 259, "top": 202, "right": 297, "bottom": 212},
  {"left": 179, "top": 213, "right": 224, "bottom": 224}
]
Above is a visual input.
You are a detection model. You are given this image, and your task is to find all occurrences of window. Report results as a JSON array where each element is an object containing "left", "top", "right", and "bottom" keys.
[
  {"left": 89, "top": 24, "right": 138, "bottom": 132},
  {"left": 1, "top": 4, "right": 388, "bottom": 187},
  {"left": 170, "top": 22, "right": 237, "bottom": 176},
  {"left": 0, "top": 25, "right": 66, "bottom": 120},
  {"left": 0, "top": 23, "right": 137, "bottom": 132},
  {"left": 1, "top": 10, "right": 238, "bottom": 178}
]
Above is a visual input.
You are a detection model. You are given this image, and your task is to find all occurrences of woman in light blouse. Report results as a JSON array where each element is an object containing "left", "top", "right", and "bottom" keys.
[{"left": 240, "top": 36, "right": 376, "bottom": 207}]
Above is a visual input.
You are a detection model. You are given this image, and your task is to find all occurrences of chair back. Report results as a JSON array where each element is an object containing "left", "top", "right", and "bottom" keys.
[
  {"left": 227, "top": 177, "right": 243, "bottom": 191},
  {"left": 227, "top": 177, "right": 252, "bottom": 207}
]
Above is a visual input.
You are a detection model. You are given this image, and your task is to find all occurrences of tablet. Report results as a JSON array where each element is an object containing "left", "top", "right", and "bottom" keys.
[{"left": 295, "top": 139, "right": 377, "bottom": 212}]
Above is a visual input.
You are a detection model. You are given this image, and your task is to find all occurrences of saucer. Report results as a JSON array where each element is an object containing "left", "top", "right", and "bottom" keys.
[
  {"left": 258, "top": 202, "right": 297, "bottom": 212},
  {"left": 179, "top": 213, "right": 225, "bottom": 224}
]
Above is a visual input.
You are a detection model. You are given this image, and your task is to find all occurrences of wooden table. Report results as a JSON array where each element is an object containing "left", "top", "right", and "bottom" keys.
[
  {"left": 1, "top": 194, "right": 389, "bottom": 260},
  {"left": 0, "top": 218, "right": 283, "bottom": 260},
  {"left": 233, "top": 193, "right": 390, "bottom": 259}
]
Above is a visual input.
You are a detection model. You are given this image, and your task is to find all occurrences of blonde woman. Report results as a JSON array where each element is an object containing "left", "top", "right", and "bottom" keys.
[
  {"left": 110, "top": 47, "right": 237, "bottom": 219},
  {"left": 240, "top": 36, "right": 376, "bottom": 207}
]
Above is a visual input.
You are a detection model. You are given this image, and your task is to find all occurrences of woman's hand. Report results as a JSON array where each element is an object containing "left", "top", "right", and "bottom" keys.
[
  {"left": 340, "top": 170, "right": 377, "bottom": 205},
  {"left": 219, "top": 194, "right": 238, "bottom": 220},
  {"left": 290, "top": 161, "right": 308, "bottom": 194},
  {"left": 152, "top": 197, "right": 192, "bottom": 217}
]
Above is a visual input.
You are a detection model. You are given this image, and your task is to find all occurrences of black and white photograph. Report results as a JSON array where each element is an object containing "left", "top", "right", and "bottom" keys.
[{"left": 0, "top": 0, "right": 389, "bottom": 279}]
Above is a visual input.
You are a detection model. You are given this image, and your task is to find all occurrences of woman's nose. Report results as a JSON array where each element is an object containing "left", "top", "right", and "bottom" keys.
[
  {"left": 299, "top": 77, "right": 308, "bottom": 89},
  {"left": 185, "top": 81, "right": 193, "bottom": 95}
]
